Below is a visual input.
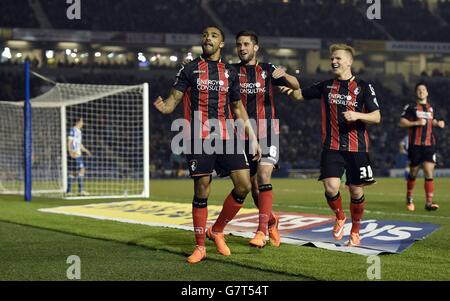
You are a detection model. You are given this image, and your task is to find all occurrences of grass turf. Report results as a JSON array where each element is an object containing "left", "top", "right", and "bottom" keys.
[{"left": 0, "top": 178, "right": 449, "bottom": 281}]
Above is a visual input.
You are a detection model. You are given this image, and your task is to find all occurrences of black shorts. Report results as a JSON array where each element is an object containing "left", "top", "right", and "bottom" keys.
[
  {"left": 408, "top": 145, "right": 436, "bottom": 167},
  {"left": 185, "top": 139, "right": 249, "bottom": 178},
  {"left": 319, "top": 149, "right": 376, "bottom": 186},
  {"left": 245, "top": 136, "right": 280, "bottom": 177}
]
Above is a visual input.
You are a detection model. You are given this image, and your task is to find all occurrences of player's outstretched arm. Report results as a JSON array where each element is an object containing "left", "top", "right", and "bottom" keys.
[
  {"left": 399, "top": 117, "right": 426, "bottom": 128},
  {"left": 272, "top": 67, "right": 300, "bottom": 90},
  {"left": 343, "top": 110, "right": 381, "bottom": 125},
  {"left": 432, "top": 119, "right": 445, "bottom": 128},
  {"left": 231, "top": 101, "right": 262, "bottom": 161},
  {"left": 279, "top": 86, "right": 305, "bottom": 101},
  {"left": 153, "top": 89, "right": 184, "bottom": 114}
]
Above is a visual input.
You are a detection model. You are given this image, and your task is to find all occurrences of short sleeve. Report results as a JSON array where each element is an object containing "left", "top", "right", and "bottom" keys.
[
  {"left": 401, "top": 104, "right": 415, "bottom": 120},
  {"left": 363, "top": 83, "right": 380, "bottom": 112},
  {"left": 173, "top": 63, "right": 191, "bottom": 93},
  {"left": 68, "top": 128, "right": 75, "bottom": 139}
]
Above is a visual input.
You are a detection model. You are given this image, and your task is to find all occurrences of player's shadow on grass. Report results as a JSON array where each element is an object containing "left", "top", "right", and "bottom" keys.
[
  {"left": 125, "top": 228, "right": 199, "bottom": 256},
  {"left": 125, "top": 228, "right": 262, "bottom": 257}
]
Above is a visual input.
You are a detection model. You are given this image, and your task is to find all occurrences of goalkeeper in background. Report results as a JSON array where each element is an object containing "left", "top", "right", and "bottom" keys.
[{"left": 66, "top": 117, "right": 92, "bottom": 196}]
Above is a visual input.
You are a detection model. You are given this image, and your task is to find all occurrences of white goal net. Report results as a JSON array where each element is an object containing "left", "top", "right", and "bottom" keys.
[{"left": 0, "top": 83, "right": 149, "bottom": 199}]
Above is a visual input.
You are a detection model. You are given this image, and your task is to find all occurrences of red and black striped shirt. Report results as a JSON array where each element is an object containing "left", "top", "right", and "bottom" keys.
[
  {"left": 173, "top": 56, "right": 240, "bottom": 140},
  {"left": 302, "top": 77, "right": 380, "bottom": 152},
  {"left": 233, "top": 62, "right": 287, "bottom": 138},
  {"left": 401, "top": 102, "right": 436, "bottom": 146}
]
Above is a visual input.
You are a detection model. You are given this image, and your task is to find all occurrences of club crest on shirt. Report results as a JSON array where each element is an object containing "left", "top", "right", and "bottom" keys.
[
  {"left": 189, "top": 160, "right": 198, "bottom": 172},
  {"left": 354, "top": 87, "right": 361, "bottom": 96},
  {"left": 224, "top": 69, "right": 230, "bottom": 79},
  {"left": 261, "top": 71, "right": 267, "bottom": 79}
]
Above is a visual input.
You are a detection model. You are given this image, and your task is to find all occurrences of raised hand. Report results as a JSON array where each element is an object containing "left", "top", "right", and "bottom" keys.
[
  {"left": 272, "top": 67, "right": 287, "bottom": 79},
  {"left": 153, "top": 96, "right": 166, "bottom": 114}
]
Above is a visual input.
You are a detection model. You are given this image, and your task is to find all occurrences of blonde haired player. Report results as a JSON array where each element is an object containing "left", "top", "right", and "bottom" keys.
[{"left": 281, "top": 44, "right": 381, "bottom": 247}]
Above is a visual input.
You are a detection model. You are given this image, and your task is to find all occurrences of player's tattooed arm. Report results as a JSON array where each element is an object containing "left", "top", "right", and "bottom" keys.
[
  {"left": 231, "top": 101, "right": 262, "bottom": 161},
  {"left": 153, "top": 89, "right": 184, "bottom": 114}
]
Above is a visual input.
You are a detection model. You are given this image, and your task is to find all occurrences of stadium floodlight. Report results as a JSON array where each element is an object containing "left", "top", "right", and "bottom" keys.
[
  {"left": 45, "top": 50, "right": 54, "bottom": 59},
  {"left": 0, "top": 81, "right": 150, "bottom": 200},
  {"left": 169, "top": 55, "right": 178, "bottom": 62},
  {"left": 137, "top": 53, "right": 146, "bottom": 62},
  {"left": 94, "top": 52, "right": 101, "bottom": 57},
  {"left": 2, "top": 47, "right": 12, "bottom": 59}
]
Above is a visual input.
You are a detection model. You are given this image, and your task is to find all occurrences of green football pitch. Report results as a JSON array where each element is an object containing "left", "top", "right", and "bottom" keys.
[{"left": 0, "top": 178, "right": 449, "bottom": 281}]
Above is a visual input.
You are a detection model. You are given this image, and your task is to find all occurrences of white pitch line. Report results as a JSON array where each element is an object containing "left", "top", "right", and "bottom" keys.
[
  {"left": 149, "top": 195, "right": 450, "bottom": 220},
  {"left": 271, "top": 203, "right": 450, "bottom": 220},
  {"left": 279, "top": 189, "right": 423, "bottom": 197}
]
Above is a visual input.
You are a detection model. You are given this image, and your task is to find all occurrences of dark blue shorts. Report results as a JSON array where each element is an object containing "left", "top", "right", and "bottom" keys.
[{"left": 68, "top": 156, "right": 85, "bottom": 172}]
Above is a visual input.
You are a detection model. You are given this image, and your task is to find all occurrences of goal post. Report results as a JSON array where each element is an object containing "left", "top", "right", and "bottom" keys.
[{"left": 0, "top": 82, "right": 150, "bottom": 200}]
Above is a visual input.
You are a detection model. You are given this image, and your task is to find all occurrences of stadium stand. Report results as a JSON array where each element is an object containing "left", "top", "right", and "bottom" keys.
[
  {"left": 38, "top": 0, "right": 215, "bottom": 33},
  {"left": 2, "top": 0, "right": 449, "bottom": 41},
  {"left": 0, "top": 0, "right": 39, "bottom": 29}
]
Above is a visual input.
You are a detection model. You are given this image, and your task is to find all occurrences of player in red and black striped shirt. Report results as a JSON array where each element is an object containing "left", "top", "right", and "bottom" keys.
[
  {"left": 399, "top": 82, "right": 446, "bottom": 211},
  {"left": 154, "top": 26, "right": 261, "bottom": 264},
  {"left": 283, "top": 44, "right": 381, "bottom": 247},
  {"left": 233, "top": 30, "right": 299, "bottom": 248}
]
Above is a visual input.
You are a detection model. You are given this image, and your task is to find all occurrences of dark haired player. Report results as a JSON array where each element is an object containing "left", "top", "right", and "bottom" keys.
[
  {"left": 232, "top": 30, "right": 299, "bottom": 248},
  {"left": 154, "top": 26, "right": 261, "bottom": 263},
  {"left": 399, "top": 82, "right": 445, "bottom": 211}
]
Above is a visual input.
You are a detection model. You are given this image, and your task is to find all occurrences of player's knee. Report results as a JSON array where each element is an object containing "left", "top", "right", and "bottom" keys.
[
  {"left": 257, "top": 172, "right": 271, "bottom": 185},
  {"left": 234, "top": 182, "right": 251, "bottom": 197},
  {"left": 324, "top": 184, "right": 339, "bottom": 197},
  {"left": 423, "top": 168, "right": 434, "bottom": 179},
  {"left": 194, "top": 177, "right": 211, "bottom": 197},
  {"left": 351, "top": 194, "right": 365, "bottom": 204},
  {"left": 349, "top": 189, "right": 364, "bottom": 200},
  {"left": 409, "top": 167, "right": 419, "bottom": 178}
]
